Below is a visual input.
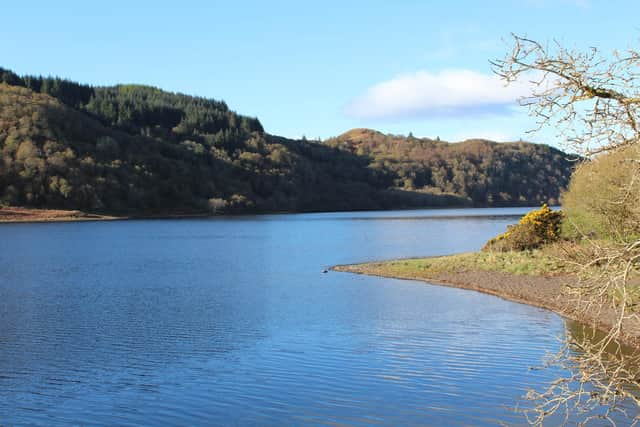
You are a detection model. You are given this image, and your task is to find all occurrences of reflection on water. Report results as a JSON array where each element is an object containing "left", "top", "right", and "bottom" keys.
[
  {"left": 566, "top": 320, "right": 640, "bottom": 388},
  {"left": 521, "top": 321, "right": 640, "bottom": 424},
  {"left": 0, "top": 207, "right": 633, "bottom": 425}
]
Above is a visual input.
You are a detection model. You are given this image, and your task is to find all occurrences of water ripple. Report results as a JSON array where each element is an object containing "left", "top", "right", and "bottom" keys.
[{"left": 0, "top": 210, "right": 633, "bottom": 426}]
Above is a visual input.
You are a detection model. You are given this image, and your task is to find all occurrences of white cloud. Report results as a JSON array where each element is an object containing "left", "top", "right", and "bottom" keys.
[{"left": 345, "top": 69, "right": 533, "bottom": 120}]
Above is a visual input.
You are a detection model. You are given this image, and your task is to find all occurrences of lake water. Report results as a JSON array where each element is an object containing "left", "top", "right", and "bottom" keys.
[{"left": 0, "top": 208, "right": 601, "bottom": 425}]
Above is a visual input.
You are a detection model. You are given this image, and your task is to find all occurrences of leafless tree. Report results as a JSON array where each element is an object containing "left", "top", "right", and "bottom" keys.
[
  {"left": 492, "top": 34, "right": 640, "bottom": 156},
  {"left": 493, "top": 34, "right": 640, "bottom": 426}
]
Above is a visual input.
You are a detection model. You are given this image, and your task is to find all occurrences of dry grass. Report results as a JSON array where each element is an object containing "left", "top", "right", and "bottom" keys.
[{"left": 0, "top": 206, "right": 116, "bottom": 223}]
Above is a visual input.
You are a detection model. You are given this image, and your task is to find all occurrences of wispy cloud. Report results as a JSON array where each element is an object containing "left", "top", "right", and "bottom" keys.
[
  {"left": 345, "top": 69, "right": 532, "bottom": 121},
  {"left": 422, "top": 29, "right": 500, "bottom": 62},
  {"left": 524, "top": 0, "right": 589, "bottom": 8}
]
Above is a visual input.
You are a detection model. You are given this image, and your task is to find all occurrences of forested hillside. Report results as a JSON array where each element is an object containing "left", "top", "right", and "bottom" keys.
[
  {"left": 326, "top": 129, "right": 573, "bottom": 206},
  {"left": 0, "top": 67, "right": 574, "bottom": 215}
]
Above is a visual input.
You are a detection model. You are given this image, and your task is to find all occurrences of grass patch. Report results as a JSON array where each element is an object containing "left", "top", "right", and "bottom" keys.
[{"left": 343, "top": 246, "right": 578, "bottom": 280}]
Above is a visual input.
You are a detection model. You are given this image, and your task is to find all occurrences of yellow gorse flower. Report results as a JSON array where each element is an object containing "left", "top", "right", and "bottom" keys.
[{"left": 484, "top": 204, "right": 563, "bottom": 251}]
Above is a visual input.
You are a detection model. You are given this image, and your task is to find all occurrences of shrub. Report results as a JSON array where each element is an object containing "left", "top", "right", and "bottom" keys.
[
  {"left": 483, "top": 204, "right": 563, "bottom": 252},
  {"left": 561, "top": 145, "right": 640, "bottom": 243}
]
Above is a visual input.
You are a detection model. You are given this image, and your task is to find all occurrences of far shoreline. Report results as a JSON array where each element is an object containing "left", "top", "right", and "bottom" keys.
[
  {"left": 0, "top": 204, "right": 545, "bottom": 225},
  {"left": 0, "top": 206, "right": 121, "bottom": 224}
]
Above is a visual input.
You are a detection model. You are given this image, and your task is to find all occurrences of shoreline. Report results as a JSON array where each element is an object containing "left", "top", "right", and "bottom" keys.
[
  {"left": 0, "top": 207, "right": 224, "bottom": 224},
  {"left": 0, "top": 207, "right": 121, "bottom": 224},
  {"left": 0, "top": 205, "right": 543, "bottom": 225},
  {"left": 332, "top": 259, "right": 640, "bottom": 350}
]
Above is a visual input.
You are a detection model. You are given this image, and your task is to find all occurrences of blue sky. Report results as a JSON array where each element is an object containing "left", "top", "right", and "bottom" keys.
[{"left": 3, "top": 1, "right": 639, "bottom": 145}]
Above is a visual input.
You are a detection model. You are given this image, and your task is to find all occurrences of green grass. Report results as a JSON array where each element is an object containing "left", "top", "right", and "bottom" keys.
[{"left": 344, "top": 247, "right": 577, "bottom": 280}]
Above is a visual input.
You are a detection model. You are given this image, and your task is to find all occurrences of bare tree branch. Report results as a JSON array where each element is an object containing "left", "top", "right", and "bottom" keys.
[{"left": 495, "top": 34, "right": 640, "bottom": 426}]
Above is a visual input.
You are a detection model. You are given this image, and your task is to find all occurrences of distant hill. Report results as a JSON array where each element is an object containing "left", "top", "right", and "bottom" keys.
[
  {"left": 0, "top": 67, "right": 573, "bottom": 215},
  {"left": 325, "top": 128, "right": 573, "bottom": 206}
]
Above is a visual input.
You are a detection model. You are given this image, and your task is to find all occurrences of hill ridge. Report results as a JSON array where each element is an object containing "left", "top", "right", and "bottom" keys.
[{"left": 0, "top": 67, "right": 574, "bottom": 214}]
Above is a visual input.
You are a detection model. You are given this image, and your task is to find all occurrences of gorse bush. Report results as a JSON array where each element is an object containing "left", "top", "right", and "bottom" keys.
[
  {"left": 483, "top": 204, "right": 563, "bottom": 252},
  {"left": 561, "top": 145, "right": 640, "bottom": 243}
]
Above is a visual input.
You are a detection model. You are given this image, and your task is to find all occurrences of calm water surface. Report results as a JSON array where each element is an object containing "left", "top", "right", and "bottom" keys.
[{"left": 0, "top": 208, "right": 588, "bottom": 425}]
